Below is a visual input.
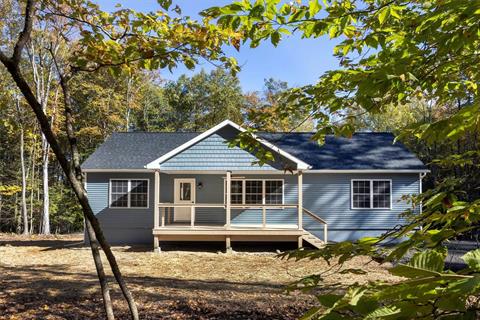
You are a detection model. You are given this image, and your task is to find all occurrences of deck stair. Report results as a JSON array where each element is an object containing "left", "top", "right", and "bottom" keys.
[
  {"left": 301, "top": 207, "right": 328, "bottom": 248},
  {"left": 302, "top": 230, "right": 325, "bottom": 249}
]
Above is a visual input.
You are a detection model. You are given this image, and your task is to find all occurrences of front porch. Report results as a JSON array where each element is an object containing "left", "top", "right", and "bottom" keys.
[{"left": 152, "top": 171, "right": 328, "bottom": 252}]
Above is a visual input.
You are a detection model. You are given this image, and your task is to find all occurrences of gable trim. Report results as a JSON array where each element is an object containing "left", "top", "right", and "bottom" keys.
[{"left": 144, "top": 120, "right": 311, "bottom": 170}]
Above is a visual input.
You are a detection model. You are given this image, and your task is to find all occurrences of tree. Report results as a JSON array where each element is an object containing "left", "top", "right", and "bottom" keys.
[
  {"left": 0, "top": 0, "right": 237, "bottom": 318},
  {"left": 161, "top": 68, "right": 245, "bottom": 131},
  {"left": 204, "top": 0, "right": 480, "bottom": 318},
  {"left": 245, "top": 78, "right": 314, "bottom": 132}
]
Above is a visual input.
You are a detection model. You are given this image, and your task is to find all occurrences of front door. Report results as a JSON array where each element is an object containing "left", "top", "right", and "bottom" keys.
[{"left": 173, "top": 178, "right": 195, "bottom": 222}]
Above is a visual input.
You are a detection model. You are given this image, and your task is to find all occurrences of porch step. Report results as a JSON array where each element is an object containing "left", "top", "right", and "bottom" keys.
[{"left": 302, "top": 231, "right": 325, "bottom": 249}]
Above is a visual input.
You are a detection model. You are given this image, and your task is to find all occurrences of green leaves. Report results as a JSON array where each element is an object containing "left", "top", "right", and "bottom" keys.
[
  {"left": 364, "top": 306, "right": 400, "bottom": 319},
  {"left": 390, "top": 250, "right": 445, "bottom": 278},
  {"left": 309, "top": 0, "right": 321, "bottom": 17},
  {"left": 463, "top": 249, "right": 480, "bottom": 271},
  {"left": 377, "top": 7, "right": 390, "bottom": 25}
]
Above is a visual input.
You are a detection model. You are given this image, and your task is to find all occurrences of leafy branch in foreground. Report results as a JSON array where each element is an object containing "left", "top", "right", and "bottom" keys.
[
  {"left": 203, "top": 0, "right": 480, "bottom": 318},
  {"left": 276, "top": 177, "right": 480, "bottom": 319}
]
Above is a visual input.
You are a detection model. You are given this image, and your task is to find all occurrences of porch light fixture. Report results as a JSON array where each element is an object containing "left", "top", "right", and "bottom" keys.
[{"left": 197, "top": 182, "right": 203, "bottom": 189}]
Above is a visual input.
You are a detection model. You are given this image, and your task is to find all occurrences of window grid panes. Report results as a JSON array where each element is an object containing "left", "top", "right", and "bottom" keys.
[
  {"left": 245, "top": 180, "right": 263, "bottom": 204},
  {"left": 110, "top": 179, "right": 148, "bottom": 208},
  {"left": 226, "top": 180, "right": 283, "bottom": 205},
  {"left": 111, "top": 180, "right": 129, "bottom": 208},
  {"left": 130, "top": 180, "right": 148, "bottom": 208},
  {"left": 373, "top": 180, "right": 391, "bottom": 209},
  {"left": 352, "top": 180, "right": 371, "bottom": 208},
  {"left": 352, "top": 180, "right": 391, "bottom": 209},
  {"left": 230, "top": 180, "right": 243, "bottom": 204},
  {"left": 265, "top": 180, "right": 283, "bottom": 204}
]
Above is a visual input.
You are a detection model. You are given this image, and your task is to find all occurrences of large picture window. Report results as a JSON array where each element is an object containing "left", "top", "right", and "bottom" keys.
[
  {"left": 110, "top": 179, "right": 149, "bottom": 208},
  {"left": 225, "top": 179, "right": 284, "bottom": 206},
  {"left": 351, "top": 179, "right": 391, "bottom": 209}
]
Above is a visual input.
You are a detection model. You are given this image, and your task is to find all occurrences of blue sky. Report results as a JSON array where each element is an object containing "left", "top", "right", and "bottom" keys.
[{"left": 97, "top": 0, "right": 339, "bottom": 92}]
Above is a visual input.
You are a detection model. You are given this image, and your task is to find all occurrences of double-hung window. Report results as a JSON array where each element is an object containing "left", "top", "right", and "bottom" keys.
[
  {"left": 110, "top": 179, "right": 149, "bottom": 208},
  {"left": 351, "top": 179, "right": 391, "bottom": 209},
  {"left": 226, "top": 179, "right": 284, "bottom": 205}
]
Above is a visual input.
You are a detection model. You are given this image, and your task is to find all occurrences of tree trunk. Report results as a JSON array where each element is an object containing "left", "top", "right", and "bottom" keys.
[
  {"left": 40, "top": 134, "right": 50, "bottom": 234},
  {"left": 16, "top": 96, "right": 29, "bottom": 235},
  {"left": 20, "top": 125, "right": 29, "bottom": 234},
  {"left": 0, "top": 2, "right": 138, "bottom": 316},
  {"left": 85, "top": 220, "right": 115, "bottom": 319},
  {"left": 59, "top": 71, "right": 139, "bottom": 319}
]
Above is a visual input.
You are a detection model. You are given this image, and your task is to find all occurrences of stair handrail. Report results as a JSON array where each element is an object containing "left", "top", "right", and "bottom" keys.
[{"left": 302, "top": 207, "right": 328, "bottom": 243}]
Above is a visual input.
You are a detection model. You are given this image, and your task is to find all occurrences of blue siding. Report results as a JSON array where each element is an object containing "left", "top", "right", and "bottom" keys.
[
  {"left": 160, "top": 127, "right": 296, "bottom": 171},
  {"left": 86, "top": 172, "right": 155, "bottom": 244},
  {"left": 160, "top": 133, "right": 277, "bottom": 171},
  {"left": 87, "top": 171, "right": 420, "bottom": 244},
  {"left": 302, "top": 173, "right": 419, "bottom": 241}
]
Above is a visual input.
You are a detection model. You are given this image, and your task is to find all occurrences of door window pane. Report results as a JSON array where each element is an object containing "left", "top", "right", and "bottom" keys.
[{"left": 180, "top": 182, "right": 191, "bottom": 201}]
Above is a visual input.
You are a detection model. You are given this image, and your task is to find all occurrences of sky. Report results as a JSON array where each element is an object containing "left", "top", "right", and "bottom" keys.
[{"left": 96, "top": 0, "right": 339, "bottom": 92}]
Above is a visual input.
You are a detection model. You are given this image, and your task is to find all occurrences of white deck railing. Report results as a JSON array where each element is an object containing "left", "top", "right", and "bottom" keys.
[
  {"left": 156, "top": 203, "right": 299, "bottom": 229},
  {"left": 154, "top": 203, "right": 328, "bottom": 243}
]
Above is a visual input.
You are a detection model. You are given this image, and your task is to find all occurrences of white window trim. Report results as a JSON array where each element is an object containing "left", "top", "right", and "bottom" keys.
[
  {"left": 109, "top": 178, "right": 150, "bottom": 209},
  {"left": 224, "top": 178, "right": 285, "bottom": 207},
  {"left": 351, "top": 179, "right": 392, "bottom": 210}
]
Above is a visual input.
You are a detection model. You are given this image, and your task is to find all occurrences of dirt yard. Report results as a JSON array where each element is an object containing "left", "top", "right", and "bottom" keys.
[{"left": 0, "top": 234, "right": 398, "bottom": 319}]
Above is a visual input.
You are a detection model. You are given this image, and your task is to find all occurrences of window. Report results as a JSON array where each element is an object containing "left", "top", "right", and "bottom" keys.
[
  {"left": 225, "top": 179, "right": 284, "bottom": 205},
  {"left": 245, "top": 180, "right": 263, "bottom": 204},
  {"left": 351, "top": 179, "right": 391, "bottom": 209},
  {"left": 110, "top": 179, "right": 149, "bottom": 208},
  {"left": 230, "top": 180, "right": 243, "bottom": 204},
  {"left": 265, "top": 180, "right": 283, "bottom": 204}
]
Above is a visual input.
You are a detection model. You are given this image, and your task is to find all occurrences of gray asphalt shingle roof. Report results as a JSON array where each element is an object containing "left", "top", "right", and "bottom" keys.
[
  {"left": 258, "top": 132, "right": 426, "bottom": 170},
  {"left": 82, "top": 131, "right": 427, "bottom": 170}
]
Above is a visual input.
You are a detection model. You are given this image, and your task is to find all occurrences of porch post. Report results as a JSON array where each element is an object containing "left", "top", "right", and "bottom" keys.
[
  {"left": 298, "top": 170, "right": 303, "bottom": 230},
  {"left": 154, "top": 170, "right": 160, "bottom": 251},
  {"left": 226, "top": 170, "right": 231, "bottom": 229}
]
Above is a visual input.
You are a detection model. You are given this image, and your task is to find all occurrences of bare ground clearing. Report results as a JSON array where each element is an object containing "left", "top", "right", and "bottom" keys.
[{"left": 0, "top": 234, "right": 398, "bottom": 319}]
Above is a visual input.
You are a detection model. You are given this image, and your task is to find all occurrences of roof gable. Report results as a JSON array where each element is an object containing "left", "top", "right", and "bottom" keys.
[
  {"left": 145, "top": 120, "right": 311, "bottom": 170},
  {"left": 159, "top": 131, "right": 281, "bottom": 171}
]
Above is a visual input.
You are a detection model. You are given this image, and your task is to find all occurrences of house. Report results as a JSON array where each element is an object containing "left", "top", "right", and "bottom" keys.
[{"left": 82, "top": 120, "right": 428, "bottom": 251}]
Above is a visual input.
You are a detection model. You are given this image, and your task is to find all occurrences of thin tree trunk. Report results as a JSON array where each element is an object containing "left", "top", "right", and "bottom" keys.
[
  {"left": 85, "top": 220, "right": 115, "bottom": 319},
  {"left": 16, "top": 96, "right": 29, "bottom": 235},
  {"left": 41, "top": 135, "right": 50, "bottom": 234},
  {"left": 29, "top": 134, "right": 37, "bottom": 233}
]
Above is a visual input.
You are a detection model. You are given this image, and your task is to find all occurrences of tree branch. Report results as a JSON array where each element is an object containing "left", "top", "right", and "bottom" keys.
[{"left": 12, "top": 0, "right": 35, "bottom": 64}]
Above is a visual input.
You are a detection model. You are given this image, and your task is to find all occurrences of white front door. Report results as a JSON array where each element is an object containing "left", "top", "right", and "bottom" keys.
[{"left": 173, "top": 178, "right": 196, "bottom": 222}]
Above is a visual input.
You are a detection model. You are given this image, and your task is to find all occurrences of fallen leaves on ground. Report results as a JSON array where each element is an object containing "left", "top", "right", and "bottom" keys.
[{"left": 0, "top": 233, "right": 398, "bottom": 319}]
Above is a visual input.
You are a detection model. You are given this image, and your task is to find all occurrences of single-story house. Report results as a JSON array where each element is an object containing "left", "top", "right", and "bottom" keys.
[{"left": 82, "top": 120, "right": 428, "bottom": 251}]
